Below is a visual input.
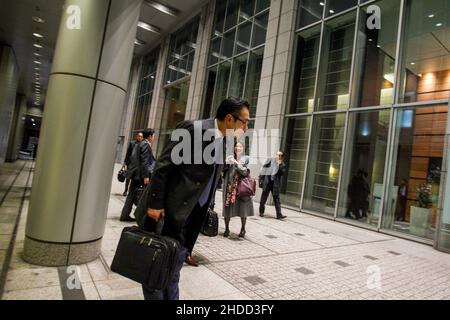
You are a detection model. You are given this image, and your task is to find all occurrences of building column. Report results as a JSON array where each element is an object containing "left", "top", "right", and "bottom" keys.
[
  {"left": 436, "top": 105, "right": 450, "bottom": 252},
  {"left": 251, "top": 0, "right": 298, "bottom": 201},
  {"left": 0, "top": 45, "right": 20, "bottom": 164},
  {"left": 6, "top": 94, "right": 27, "bottom": 162},
  {"left": 24, "top": 0, "right": 142, "bottom": 266}
]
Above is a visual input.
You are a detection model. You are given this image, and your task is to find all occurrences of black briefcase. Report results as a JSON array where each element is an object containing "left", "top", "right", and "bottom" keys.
[
  {"left": 117, "top": 168, "right": 127, "bottom": 183},
  {"left": 201, "top": 208, "right": 218, "bottom": 237},
  {"left": 110, "top": 223, "right": 181, "bottom": 290}
]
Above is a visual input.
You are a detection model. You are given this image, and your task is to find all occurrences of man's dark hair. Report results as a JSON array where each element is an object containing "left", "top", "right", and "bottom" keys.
[
  {"left": 216, "top": 97, "right": 250, "bottom": 120},
  {"left": 143, "top": 128, "right": 155, "bottom": 139}
]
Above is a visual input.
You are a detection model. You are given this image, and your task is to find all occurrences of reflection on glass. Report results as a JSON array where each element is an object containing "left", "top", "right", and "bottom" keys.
[
  {"left": 225, "top": 0, "right": 239, "bottom": 31},
  {"left": 338, "top": 110, "right": 390, "bottom": 227},
  {"left": 212, "top": 61, "right": 232, "bottom": 115},
  {"left": 240, "top": 0, "right": 256, "bottom": 22},
  {"left": 317, "top": 12, "right": 356, "bottom": 111},
  {"left": 222, "top": 29, "right": 236, "bottom": 58},
  {"left": 325, "top": 0, "right": 357, "bottom": 17},
  {"left": 291, "top": 25, "right": 321, "bottom": 114},
  {"left": 252, "top": 12, "right": 269, "bottom": 47},
  {"left": 229, "top": 54, "right": 248, "bottom": 98},
  {"left": 213, "top": 0, "right": 226, "bottom": 34},
  {"left": 383, "top": 105, "right": 448, "bottom": 240},
  {"left": 297, "top": 0, "right": 324, "bottom": 29},
  {"left": 209, "top": 36, "right": 222, "bottom": 65},
  {"left": 400, "top": 0, "right": 450, "bottom": 103},
  {"left": 244, "top": 48, "right": 264, "bottom": 117},
  {"left": 203, "top": 67, "right": 218, "bottom": 119},
  {"left": 161, "top": 81, "right": 190, "bottom": 131},
  {"left": 280, "top": 117, "right": 312, "bottom": 208},
  {"left": 236, "top": 22, "right": 252, "bottom": 54},
  {"left": 165, "top": 17, "right": 199, "bottom": 83},
  {"left": 352, "top": 0, "right": 400, "bottom": 107},
  {"left": 303, "top": 113, "right": 346, "bottom": 214},
  {"left": 255, "top": 0, "right": 270, "bottom": 13}
]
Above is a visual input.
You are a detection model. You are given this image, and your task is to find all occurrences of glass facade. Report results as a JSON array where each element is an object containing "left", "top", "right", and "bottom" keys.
[
  {"left": 281, "top": 0, "right": 450, "bottom": 243},
  {"left": 165, "top": 16, "right": 200, "bottom": 84},
  {"left": 131, "top": 49, "right": 159, "bottom": 135},
  {"left": 203, "top": 0, "right": 269, "bottom": 118}
]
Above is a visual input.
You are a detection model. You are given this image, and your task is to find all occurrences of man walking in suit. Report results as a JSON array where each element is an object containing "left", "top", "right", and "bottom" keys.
[
  {"left": 122, "top": 131, "right": 144, "bottom": 196},
  {"left": 143, "top": 97, "right": 250, "bottom": 300},
  {"left": 120, "top": 129, "right": 156, "bottom": 222},
  {"left": 259, "top": 151, "right": 287, "bottom": 220}
]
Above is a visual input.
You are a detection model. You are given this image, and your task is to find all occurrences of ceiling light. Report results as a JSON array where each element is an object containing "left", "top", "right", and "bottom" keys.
[
  {"left": 33, "top": 33, "right": 44, "bottom": 38},
  {"left": 144, "top": 0, "right": 178, "bottom": 16},
  {"left": 410, "top": 62, "right": 415, "bottom": 65},
  {"left": 137, "top": 21, "right": 161, "bottom": 34},
  {"left": 34, "top": 60, "right": 41, "bottom": 64},
  {"left": 368, "top": 39, "right": 373, "bottom": 42},
  {"left": 329, "top": 9, "right": 335, "bottom": 14},
  {"left": 436, "top": 22, "right": 443, "bottom": 27},
  {"left": 32, "top": 16, "right": 45, "bottom": 23},
  {"left": 428, "top": 14, "right": 435, "bottom": 18},
  {"left": 34, "top": 53, "right": 41, "bottom": 57},
  {"left": 134, "top": 39, "right": 146, "bottom": 46},
  {"left": 320, "top": 2, "right": 325, "bottom": 6},
  {"left": 34, "top": 44, "right": 43, "bottom": 48}
]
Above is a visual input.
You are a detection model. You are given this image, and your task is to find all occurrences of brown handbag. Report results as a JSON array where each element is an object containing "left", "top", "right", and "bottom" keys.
[{"left": 238, "top": 171, "right": 256, "bottom": 197}]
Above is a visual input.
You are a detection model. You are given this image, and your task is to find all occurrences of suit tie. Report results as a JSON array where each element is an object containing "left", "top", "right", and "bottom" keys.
[{"left": 198, "top": 138, "right": 223, "bottom": 207}]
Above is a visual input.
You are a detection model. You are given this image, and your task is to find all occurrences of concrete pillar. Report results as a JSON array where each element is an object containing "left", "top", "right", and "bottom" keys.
[
  {"left": 0, "top": 46, "right": 20, "bottom": 164},
  {"left": 118, "top": 57, "right": 143, "bottom": 164},
  {"left": 251, "top": 0, "right": 298, "bottom": 201},
  {"left": 436, "top": 104, "right": 450, "bottom": 253},
  {"left": 24, "top": 0, "right": 142, "bottom": 266},
  {"left": 6, "top": 94, "right": 27, "bottom": 162}
]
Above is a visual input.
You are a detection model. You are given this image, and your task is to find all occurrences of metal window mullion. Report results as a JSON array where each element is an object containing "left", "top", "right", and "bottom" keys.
[
  {"left": 378, "top": 107, "right": 396, "bottom": 231},
  {"left": 312, "top": 21, "right": 325, "bottom": 110},
  {"left": 209, "top": 65, "right": 221, "bottom": 117},
  {"left": 323, "top": 6, "right": 358, "bottom": 22},
  {"left": 299, "top": 113, "right": 315, "bottom": 211},
  {"left": 333, "top": 110, "right": 350, "bottom": 219},
  {"left": 242, "top": 52, "right": 251, "bottom": 98},
  {"left": 347, "top": 5, "right": 361, "bottom": 108},
  {"left": 394, "top": 99, "right": 450, "bottom": 108},
  {"left": 392, "top": 0, "right": 407, "bottom": 105}
]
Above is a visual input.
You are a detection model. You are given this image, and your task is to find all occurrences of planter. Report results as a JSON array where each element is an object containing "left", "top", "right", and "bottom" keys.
[{"left": 410, "top": 206, "right": 432, "bottom": 237}]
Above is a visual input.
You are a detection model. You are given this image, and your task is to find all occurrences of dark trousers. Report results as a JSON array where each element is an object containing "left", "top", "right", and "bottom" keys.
[
  {"left": 120, "top": 179, "right": 142, "bottom": 220},
  {"left": 184, "top": 203, "right": 209, "bottom": 256},
  {"left": 142, "top": 247, "right": 187, "bottom": 300},
  {"left": 124, "top": 178, "right": 131, "bottom": 193},
  {"left": 259, "top": 181, "right": 282, "bottom": 217}
]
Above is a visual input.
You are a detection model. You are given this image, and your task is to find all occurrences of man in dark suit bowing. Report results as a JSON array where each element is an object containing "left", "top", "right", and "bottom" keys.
[{"left": 143, "top": 97, "right": 250, "bottom": 300}]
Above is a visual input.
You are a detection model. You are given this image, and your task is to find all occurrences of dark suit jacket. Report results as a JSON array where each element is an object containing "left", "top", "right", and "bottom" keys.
[
  {"left": 260, "top": 158, "right": 286, "bottom": 196},
  {"left": 124, "top": 140, "right": 137, "bottom": 167},
  {"left": 146, "top": 119, "right": 224, "bottom": 244},
  {"left": 126, "top": 140, "right": 156, "bottom": 181}
]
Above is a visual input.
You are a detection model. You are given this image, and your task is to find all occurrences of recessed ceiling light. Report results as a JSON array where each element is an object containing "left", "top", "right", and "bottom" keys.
[
  {"left": 33, "top": 33, "right": 44, "bottom": 38},
  {"left": 410, "top": 62, "right": 415, "bottom": 65},
  {"left": 320, "top": 2, "right": 324, "bottom": 6},
  {"left": 144, "top": 1, "right": 178, "bottom": 16},
  {"left": 32, "top": 16, "right": 45, "bottom": 23},
  {"left": 34, "top": 52, "right": 41, "bottom": 57},
  {"left": 436, "top": 22, "right": 443, "bottom": 27},
  {"left": 34, "top": 44, "right": 43, "bottom": 48},
  {"left": 137, "top": 21, "right": 161, "bottom": 34},
  {"left": 428, "top": 14, "right": 435, "bottom": 18},
  {"left": 329, "top": 9, "right": 335, "bottom": 14},
  {"left": 377, "top": 45, "right": 381, "bottom": 48},
  {"left": 34, "top": 60, "right": 41, "bottom": 64},
  {"left": 368, "top": 39, "right": 373, "bottom": 42}
]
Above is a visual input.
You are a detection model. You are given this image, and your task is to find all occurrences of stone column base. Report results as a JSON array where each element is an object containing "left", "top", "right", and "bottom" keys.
[{"left": 23, "top": 236, "right": 102, "bottom": 266}]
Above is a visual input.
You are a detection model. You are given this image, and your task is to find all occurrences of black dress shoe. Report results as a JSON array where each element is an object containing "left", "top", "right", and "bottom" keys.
[
  {"left": 239, "top": 230, "right": 246, "bottom": 238},
  {"left": 277, "top": 215, "right": 287, "bottom": 220},
  {"left": 223, "top": 229, "right": 230, "bottom": 237},
  {"left": 120, "top": 216, "right": 136, "bottom": 222},
  {"left": 259, "top": 213, "right": 264, "bottom": 217},
  {"left": 185, "top": 256, "right": 199, "bottom": 267}
]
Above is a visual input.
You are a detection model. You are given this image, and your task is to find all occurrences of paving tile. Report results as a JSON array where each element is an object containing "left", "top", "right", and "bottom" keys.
[
  {"left": 243, "top": 276, "right": 267, "bottom": 286},
  {"left": 4, "top": 268, "right": 60, "bottom": 291},
  {"left": 2, "top": 286, "right": 63, "bottom": 300},
  {"left": 334, "top": 261, "right": 351, "bottom": 267},
  {"left": 296, "top": 267, "right": 315, "bottom": 275}
]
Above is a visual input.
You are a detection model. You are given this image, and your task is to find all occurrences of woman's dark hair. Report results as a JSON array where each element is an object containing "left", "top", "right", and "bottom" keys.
[{"left": 216, "top": 97, "right": 250, "bottom": 120}]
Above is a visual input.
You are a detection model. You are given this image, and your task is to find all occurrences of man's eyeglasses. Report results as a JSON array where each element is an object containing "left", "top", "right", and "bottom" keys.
[{"left": 232, "top": 115, "right": 249, "bottom": 127}]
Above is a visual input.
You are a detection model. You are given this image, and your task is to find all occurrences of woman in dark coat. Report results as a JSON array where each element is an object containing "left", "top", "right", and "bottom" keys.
[{"left": 223, "top": 142, "right": 254, "bottom": 238}]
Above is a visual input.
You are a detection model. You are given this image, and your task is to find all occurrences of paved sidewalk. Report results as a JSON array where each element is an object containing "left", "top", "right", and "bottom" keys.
[{"left": 1, "top": 162, "right": 450, "bottom": 300}]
